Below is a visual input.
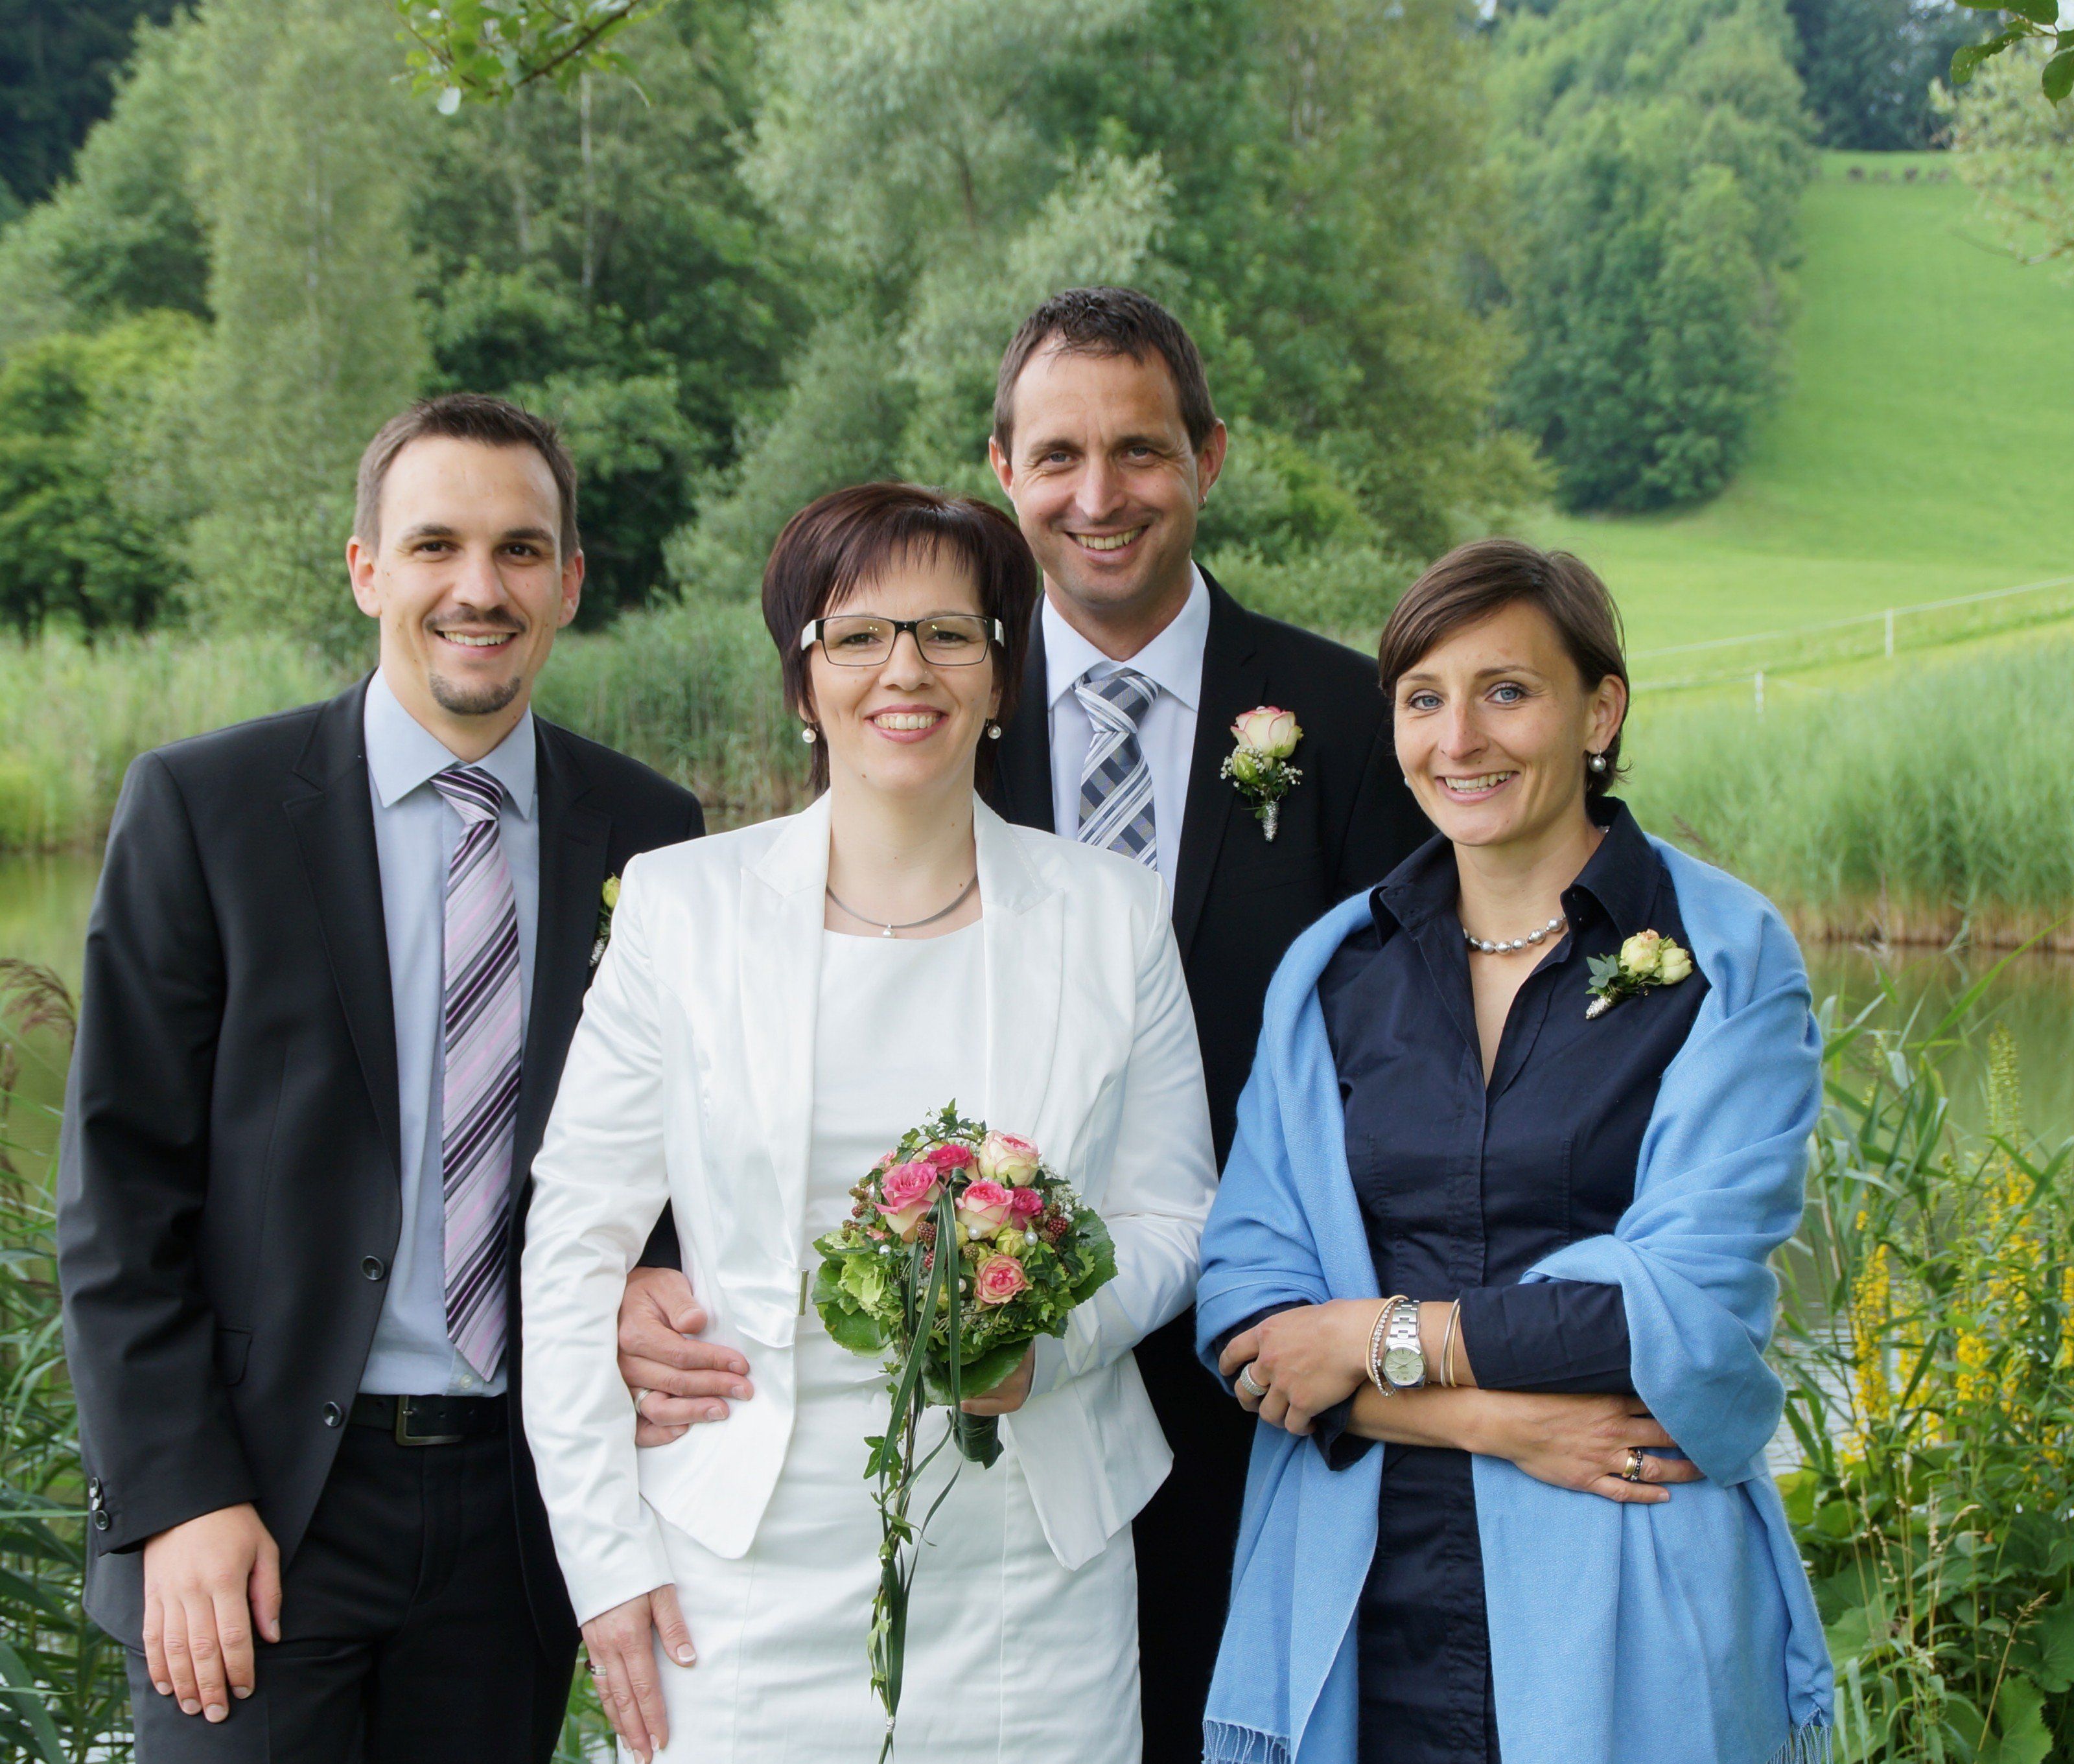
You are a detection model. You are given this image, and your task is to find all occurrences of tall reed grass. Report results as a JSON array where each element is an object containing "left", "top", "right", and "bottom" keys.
[
  {"left": 1777, "top": 990, "right": 2074, "bottom": 1761},
  {"left": 1627, "top": 640, "right": 2074, "bottom": 946}
]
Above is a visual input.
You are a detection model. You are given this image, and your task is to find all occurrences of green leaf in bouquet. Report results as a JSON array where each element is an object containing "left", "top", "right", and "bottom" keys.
[{"left": 1066, "top": 1211, "right": 1119, "bottom": 1308}]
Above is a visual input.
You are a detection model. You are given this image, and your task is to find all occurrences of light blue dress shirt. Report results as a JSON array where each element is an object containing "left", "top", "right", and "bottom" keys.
[{"left": 359, "top": 669, "right": 540, "bottom": 1397}]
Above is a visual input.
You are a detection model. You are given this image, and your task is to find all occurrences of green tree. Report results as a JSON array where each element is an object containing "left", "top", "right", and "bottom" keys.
[
  {"left": 181, "top": 0, "right": 432, "bottom": 649},
  {"left": 0, "top": 0, "right": 184, "bottom": 207},
  {"left": 1495, "top": 0, "right": 1813, "bottom": 512},
  {"left": 1948, "top": 36, "right": 2074, "bottom": 262},
  {"left": 0, "top": 310, "right": 204, "bottom": 636},
  {"left": 1788, "top": 0, "right": 1981, "bottom": 148}
]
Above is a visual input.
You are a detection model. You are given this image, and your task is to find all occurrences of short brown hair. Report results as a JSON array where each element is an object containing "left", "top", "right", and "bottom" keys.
[
  {"left": 993, "top": 286, "right": 1218, "bottom": 459},
  {"left": 1377, "top": 539, "right": 1631, "bottom": 798},
  {"left": 355, "top": 393, "right": 580, "bottom": 559},
  {"left": 762, "top": 483, "right": 1040, "bottom": 791}
]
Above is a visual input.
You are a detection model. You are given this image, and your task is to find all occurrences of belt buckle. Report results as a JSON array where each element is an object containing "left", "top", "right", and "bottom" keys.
[{"left": 392, "top": 1395, "right": 465, "bottom": 1447}]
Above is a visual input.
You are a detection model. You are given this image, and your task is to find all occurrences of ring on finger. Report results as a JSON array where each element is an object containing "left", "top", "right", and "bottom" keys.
[
  {"left": 631, "top": 1387, "right": 651, "bottom": 1417},
  {"left": 1622, "top": 1446, "right": 1648, "bottom": 1482},
  {"left": 1237, "top": 1364, "right": 1269, "bottom": 1400}
]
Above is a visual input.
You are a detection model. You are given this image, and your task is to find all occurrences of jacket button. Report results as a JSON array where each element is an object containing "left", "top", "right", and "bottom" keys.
[
  {"left": 92, "top": 1509, "right": 111, "bottom": 1531},
  {"left": 322, "top": 1401, "right": 344, "bottom": 1427},
  {"left": 87, "top": 1476, "right": 102, "bottom": 1497},
  {"left": 361, "top": 1256, "right": 386, "bottom": 1281}
]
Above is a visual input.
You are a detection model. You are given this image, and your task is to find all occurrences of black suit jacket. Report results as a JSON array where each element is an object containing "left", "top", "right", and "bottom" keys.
[
  {"left": 988, "top": 568, "right": 1429, "bottom": 1161},
  {"left": 56, "top": 679, "right": 703, "bottom": 1653}
]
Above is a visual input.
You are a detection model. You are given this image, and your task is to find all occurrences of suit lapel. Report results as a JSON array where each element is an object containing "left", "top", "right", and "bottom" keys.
[
  {"left": 516, "top": 723, "right": 610, "bottom": 1170},
  {"left": 989, "top": 607, "right": 1054, "bottom": 833},
  {"left": 1171, "top": 572, "right": 1266, "bottom": 961},
  {"left": 284, "top": 680, "right": 403, "bottom": 1181}
]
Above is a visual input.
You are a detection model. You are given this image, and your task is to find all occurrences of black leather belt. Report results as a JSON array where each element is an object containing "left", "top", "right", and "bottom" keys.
[{"left": 350, "top": 1391, "right": 507, "bottom": 1446}]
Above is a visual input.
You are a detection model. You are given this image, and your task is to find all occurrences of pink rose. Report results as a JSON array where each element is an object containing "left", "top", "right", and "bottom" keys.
[
  {"left": 974, "top": 1254, "right": 1029, "bottom": 1306},
  {"left": 977, "top": 1130, "right": 1041, "bottom": 1185},
  {"left": 1008, "top": 1186, "right": 1045, "bottom": 1220},
  {"left": 876, "top": 1160, "right": 940, "bottom": 1240},
  {"left": 956, "top": 1179, "right": 1014, "bottom": 1238},
  {"left": 926, "top": 1141, "right": 976, "bottom": 1174},
  {"left": 1231, "top": 706, "right": 1300, "bottom": 759}
]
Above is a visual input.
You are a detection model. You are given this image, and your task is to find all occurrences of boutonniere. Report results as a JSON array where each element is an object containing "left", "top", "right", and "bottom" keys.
[
  {"left": 1585, "top": 930, "right": 1694, "bottom": 1019},
  {"left": 1220, "top": 706, "right": 1304, "bottom": 842},
  {"left": 589, "top": 874, "right": 621, "bottom": 973}
]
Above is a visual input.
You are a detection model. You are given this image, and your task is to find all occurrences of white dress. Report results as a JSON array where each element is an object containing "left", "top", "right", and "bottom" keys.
[{"left": 646, "top": 924, "right": 1142, "bottom": 1763}]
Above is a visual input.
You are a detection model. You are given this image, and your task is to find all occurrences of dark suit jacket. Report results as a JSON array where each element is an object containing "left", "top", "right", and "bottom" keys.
[
  {"left": 988, "top": 568, "right": 1430, "bottom": 1161},
  {"left": 55, "top": 678, "right": 703, "bottom": 1654}
]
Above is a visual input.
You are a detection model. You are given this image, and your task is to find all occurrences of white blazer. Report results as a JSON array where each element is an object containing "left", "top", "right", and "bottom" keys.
[{"left": 520, "top": 795, "right": 1218, "bottom": 1626}]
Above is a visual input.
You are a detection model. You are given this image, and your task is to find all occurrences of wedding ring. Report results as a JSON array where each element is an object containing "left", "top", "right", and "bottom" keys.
[
  {"left": 1237, "top": 1364, "right": 1269, "bottom": 1400},
  {"left": 631, "top": 1387, "right": 651, "bottom": 1417},
  {"left": 586, "top": 1658, "right": 608, "bottom": 1678},
  {"left": 1622, "top": 1447, "right": 1648, "bottom": 1482}
]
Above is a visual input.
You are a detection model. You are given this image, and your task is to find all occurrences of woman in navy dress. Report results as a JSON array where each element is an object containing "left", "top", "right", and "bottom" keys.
[{"left": 1202, "top": 540, "right": 1829, "bottom": 1764}]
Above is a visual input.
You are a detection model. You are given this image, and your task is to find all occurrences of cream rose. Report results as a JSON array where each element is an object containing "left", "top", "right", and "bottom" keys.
[
  {"left": 973, "top": 1255, "right": 1029, "bottom": 1306},
  {"left": 955, "top": 1179, "right": 1015, "bottom": 1239},
  {"left": 1657, "top": 945, "right": 1694, "bottom": 984},
  {"left": 1231, "top": 706, "right": 1301, "bottom": 759},
  {"left": 1618, "top": 930, "right": 1665, "bottom": 981},
  {"left": 977, "top": 1130, "right": 1041, "bottom": 1187}
]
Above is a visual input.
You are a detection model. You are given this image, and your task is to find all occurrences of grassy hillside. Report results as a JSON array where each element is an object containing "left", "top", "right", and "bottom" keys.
[{"left": 1532, "top": 151, "right": 2074, "bottom": 669}]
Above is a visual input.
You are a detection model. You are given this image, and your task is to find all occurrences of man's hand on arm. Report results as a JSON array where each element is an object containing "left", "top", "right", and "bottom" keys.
[
  {"left": 141, "top": 1502, "right": 281, "bottom": 1722},
  {"left": 617, "top": 1264, "right": 752, "bottom": 1445}
]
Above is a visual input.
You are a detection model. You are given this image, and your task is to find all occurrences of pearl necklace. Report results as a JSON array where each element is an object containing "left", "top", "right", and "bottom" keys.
[{"left": 1462, "top": 914, "right": 1566, "bottom": 955}]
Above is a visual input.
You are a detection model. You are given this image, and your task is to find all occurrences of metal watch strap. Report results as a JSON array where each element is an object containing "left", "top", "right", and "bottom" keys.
[{"left": 1382, "top": 1295, "right": 1428, "bottom": 1391}]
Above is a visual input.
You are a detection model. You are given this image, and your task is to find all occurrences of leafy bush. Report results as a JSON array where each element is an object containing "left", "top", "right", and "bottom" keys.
[{"left": 1777, "top": 995, "right": 2074, "bottom": 1761}]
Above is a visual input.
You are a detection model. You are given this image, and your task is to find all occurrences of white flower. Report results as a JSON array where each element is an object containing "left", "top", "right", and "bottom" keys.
[
  {"left": 1231, "top": 706, "right": 1301, "bottom": 758},
  {"left": 1618, "top": 930, "right": 1665, "bottom": 981}
]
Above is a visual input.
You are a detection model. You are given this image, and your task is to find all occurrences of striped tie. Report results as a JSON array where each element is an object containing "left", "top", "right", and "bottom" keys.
[
  {"left": 1075, "top": 668, "right": 1158, "bottom": 869},
  {"left": 432, "top": 764, "right": 522, "bottom": 1381}
]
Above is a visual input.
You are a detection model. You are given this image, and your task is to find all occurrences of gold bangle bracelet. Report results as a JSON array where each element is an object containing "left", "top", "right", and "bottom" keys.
[
  {"left": 1439, "top": 1299, "right": 1462, "bottom": 1389},
  {"left": 1368, "top": 1295, "right": 1407, "bottom": 1397}
]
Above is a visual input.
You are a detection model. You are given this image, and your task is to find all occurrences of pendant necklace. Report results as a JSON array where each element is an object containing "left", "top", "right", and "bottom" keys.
[
  {"left": 1462, "top": 914, "right": 1566, "bottom": 955},
  {"left": 826, "top": 875, "right": 977, "bottom": 938}
]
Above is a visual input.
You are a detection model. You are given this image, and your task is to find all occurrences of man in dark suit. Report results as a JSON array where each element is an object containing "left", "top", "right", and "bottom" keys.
[
  {"left": 56, "top": 393, "right": 703, "bottom": 1759},
  {"left": 612, "top": 290, "right": 1428, "bottom": 1757}
]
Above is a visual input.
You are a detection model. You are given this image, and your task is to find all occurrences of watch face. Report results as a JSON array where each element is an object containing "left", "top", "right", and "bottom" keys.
[{"left": 1383, "top": 1345, "right": 1425, "bottom": 1387}]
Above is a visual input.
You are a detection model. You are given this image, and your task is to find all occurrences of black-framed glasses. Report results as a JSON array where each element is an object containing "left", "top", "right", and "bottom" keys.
[{"left": 798, "top": 612, "right": 1003, "bottom": 667}]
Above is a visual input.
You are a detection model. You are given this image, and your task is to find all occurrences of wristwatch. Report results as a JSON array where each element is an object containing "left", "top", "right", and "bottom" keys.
[{"left": 1381, "top": 1297, "right": 1427, "bottom": 1392}]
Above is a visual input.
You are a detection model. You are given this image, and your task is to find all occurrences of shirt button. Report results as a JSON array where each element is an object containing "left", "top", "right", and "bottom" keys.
[
  {"left": 321, "top": 1402, "right": 344, "bottom": 1428},
  {"left": 92, "top": 1510, "right": 111, "bottom": 1531},
  {"left": 361, "top": 1256, "right": 387, "bottom": 1281}
]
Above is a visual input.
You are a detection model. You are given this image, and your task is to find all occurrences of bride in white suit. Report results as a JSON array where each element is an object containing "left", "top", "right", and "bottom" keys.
[{"left": 520, "top": 482, "right": 1218, "bottom": 1762}]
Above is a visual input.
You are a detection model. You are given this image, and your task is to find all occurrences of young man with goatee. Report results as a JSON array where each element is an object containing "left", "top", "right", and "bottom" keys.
[
  {"left": 57, "top": 394, "right": 702, "bottom": 1759},
  {"left": 615, "top": 289, "right": 1430, "bottom": 1758}
]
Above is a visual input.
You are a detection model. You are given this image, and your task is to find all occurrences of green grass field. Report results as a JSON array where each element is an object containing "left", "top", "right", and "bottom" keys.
[{"left": 1530, "top": 150, "right": 2074, "bottom": 671}]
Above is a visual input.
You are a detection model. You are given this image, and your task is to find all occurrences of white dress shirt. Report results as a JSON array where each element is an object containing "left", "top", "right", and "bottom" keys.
[
  {"left": 360, "top": 668, "right": 539, "bottom": 1397},
  {"left": 1043, "top": 563, "right": 1210, "bottom": 902}
]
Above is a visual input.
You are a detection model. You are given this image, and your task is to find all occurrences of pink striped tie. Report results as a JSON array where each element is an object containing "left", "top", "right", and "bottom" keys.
[{"left": 432, "top": 765, "right": 522, "bottom": 1380}]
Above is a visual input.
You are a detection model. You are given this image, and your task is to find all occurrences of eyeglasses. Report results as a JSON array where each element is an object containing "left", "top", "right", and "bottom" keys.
[{"left": 799, "top": 613, "right": 1003, "bottom": 667}]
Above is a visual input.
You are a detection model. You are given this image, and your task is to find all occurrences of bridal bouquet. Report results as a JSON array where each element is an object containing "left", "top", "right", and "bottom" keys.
[{"left": 811, "top": 1103, "right": 1115, "bottom": 1757}]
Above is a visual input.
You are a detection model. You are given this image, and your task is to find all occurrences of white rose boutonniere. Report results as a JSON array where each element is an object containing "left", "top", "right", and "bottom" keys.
[
  {"left": 589, "top": 874, "right": 621, "bottom": 973},
  {"left": 1585, "top": 929, "right": 1694, "bottom": 1018},
  {"left": 1220, "top": 706, "right": 1303, "bottom": 841}
]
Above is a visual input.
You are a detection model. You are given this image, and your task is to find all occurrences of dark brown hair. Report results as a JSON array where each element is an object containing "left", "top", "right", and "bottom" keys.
[
  {"left": 1377, "top": 539, "right": 1631, "bottom": 798},
  {"left": 992, "top": 286, "right": 1218, "bottom": 459},
  {"left": 355, "top": 393, "right": 579, "bottom": 559},
  {"left": 762, "top": 483, "right": 1040, "bottom": 791}
]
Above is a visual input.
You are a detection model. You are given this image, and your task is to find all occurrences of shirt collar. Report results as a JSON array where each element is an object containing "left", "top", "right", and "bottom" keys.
[
  {"left": 1044, "top": 561, "right": 1210, "bottom": 712},
  {"left": 363, "top": 667, "right": 538, "bottom": 820},
  {"left": 1369, "top": 797, "right": 1657, "bottom": 940}
]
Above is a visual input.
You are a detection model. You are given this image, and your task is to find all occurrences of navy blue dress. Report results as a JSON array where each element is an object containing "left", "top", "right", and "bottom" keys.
[{"left": 1222, "top": 801, "right": 1708, "bottom": 1763}]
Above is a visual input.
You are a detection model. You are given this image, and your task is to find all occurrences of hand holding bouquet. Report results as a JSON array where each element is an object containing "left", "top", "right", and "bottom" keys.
[{"left": 811, "top": 1104, "right": 1116, "bottom": 1756}]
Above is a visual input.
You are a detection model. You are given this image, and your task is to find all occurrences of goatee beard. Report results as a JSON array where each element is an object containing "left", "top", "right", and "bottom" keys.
[{"left": 427, "top": 669, "right": 526, "bottom": 718}]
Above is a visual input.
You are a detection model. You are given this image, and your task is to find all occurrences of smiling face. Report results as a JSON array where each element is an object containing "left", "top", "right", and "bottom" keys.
[
  {"left": 802, "top": 547, "right": 1003, "bottom": 807},
  {"left": 1393, "top": 599, "right": 1627, "bottom": 857},
  {"left": 988, "top": 342, "right": 1226, "bottom": 653},
  {"left": 347, "top": 435, "right": 582, "bottom": 754}
]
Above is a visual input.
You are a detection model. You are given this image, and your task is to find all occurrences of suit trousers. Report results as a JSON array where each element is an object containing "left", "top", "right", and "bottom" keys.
[
  {"left": 1133, "top": 1308, "right": 1255, "bottom": 1763},
  {"left": 124, "top": 1421, "right": 574, "bottom": 1763}
]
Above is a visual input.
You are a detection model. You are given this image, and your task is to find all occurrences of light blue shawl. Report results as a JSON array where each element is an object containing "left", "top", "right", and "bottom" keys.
[{"left": 1193, "top": 838, "right": 1833, "bottom": 1764}]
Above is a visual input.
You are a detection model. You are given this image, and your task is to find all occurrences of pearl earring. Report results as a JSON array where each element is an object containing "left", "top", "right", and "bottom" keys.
[
  {"left": 986, "top": 722, "right": 1002, "bottom": 741},
  {"left": 1588, "top": 751, "right": 1607, "bottom": 774},
  {"left": 801, "top": 726, "right": 818, "bottom": 745}
]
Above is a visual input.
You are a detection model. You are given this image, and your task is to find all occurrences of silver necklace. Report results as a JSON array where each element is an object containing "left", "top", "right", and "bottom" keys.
[
  {"left": 826, "top": 875, "right": 977, "bottom": 938},
  {"left": 1462, "top": 913, "right": 1566, "bottom": 955}
]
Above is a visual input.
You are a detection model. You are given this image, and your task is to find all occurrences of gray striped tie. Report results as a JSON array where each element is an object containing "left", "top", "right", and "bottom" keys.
[
  {"left": 431, "top": 763, "right": 521, "bottom": 1381},
  {"left": 1075, "top": 668, "right": 1158, "bottom": 869}
]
